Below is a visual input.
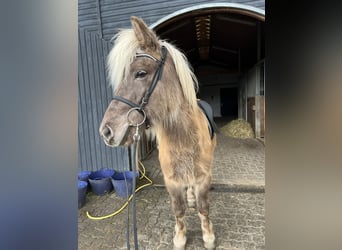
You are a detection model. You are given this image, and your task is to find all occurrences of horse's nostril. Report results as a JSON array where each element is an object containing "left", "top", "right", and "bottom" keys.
[{"left": 102, "top": 126, "right": 113, "bottom": 139}]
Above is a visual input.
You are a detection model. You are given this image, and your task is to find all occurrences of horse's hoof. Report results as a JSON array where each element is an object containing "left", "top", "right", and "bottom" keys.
[
  {"left": 204, "top": 241, "right": 215, "bottom": 250},
  {"left": 203, "top": 234, "right": 215, "bottom": 250},
  {"left": 173, "top": 242, "right": 186, "bottom": 250},
  {"left": 173, "top": 235, "right": 186, "bottom": 250}
]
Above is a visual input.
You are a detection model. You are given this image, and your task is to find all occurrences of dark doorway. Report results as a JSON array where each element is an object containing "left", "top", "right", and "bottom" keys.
[{"left": 220, "top": 87, "right": 238, "bottom": 117}]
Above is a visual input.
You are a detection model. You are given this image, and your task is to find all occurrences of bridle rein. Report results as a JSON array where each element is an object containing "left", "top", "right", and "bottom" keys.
[{"left": 112, "top": 45, "right": 167, "bottom": 128}]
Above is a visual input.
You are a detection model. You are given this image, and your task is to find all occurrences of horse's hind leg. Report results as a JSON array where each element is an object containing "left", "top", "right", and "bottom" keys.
[
  {"left": 195, "top": 178, "right": 215, "bottom": 250},
  {"left": 187, "top": 185, "right": 196, "bottom": 208},
  {"left": 166, "top": 183, "right": 187, "bottom": 250}
]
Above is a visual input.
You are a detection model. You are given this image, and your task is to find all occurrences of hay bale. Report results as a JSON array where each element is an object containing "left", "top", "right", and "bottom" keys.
[{"left": 221, "top": 119, "right": 255, "bottom": 139}]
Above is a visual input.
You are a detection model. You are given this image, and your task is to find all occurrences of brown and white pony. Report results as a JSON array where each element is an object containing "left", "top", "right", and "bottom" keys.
[{"left": 99, "top": 16, "right": 216, "bottom": 250}]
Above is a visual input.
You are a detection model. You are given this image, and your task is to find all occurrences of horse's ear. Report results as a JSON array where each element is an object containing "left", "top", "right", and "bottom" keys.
[{"left": 131, "top": 16, "right": 159, "bottom": 52}]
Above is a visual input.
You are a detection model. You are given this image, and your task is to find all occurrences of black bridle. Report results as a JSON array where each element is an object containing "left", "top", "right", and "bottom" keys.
[{"left": 112, "top": 46, "right": 167, "bottom": 128}]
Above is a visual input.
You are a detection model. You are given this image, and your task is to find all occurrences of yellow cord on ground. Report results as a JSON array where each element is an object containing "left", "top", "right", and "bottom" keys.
[{"left": 86, "top": 160, "right": 153, "bottom": 220}]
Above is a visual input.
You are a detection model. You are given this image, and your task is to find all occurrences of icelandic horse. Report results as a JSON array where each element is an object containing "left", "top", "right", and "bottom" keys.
[{"left": 99, "top": 16, "right": 217, "bottom": 249}]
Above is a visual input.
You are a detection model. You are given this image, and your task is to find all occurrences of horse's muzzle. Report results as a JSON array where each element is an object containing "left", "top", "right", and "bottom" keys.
[
  {"left": 100, "top": 125, "right": 114, "bottom": 145},
  {"left": 99, "top": 123, "right": 130, "bottom": 147}
]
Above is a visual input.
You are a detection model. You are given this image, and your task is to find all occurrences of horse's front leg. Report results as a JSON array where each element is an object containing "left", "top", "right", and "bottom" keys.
[
  {"left": 166, "top": 182, "right": 187, "bottom": 250},
  {"left": 195, "top": 177, "right": 215, "bottom": 250}
]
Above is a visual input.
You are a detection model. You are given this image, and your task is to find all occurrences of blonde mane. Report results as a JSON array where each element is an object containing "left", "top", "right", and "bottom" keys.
[
  {"left": 107, "top": 29, "right": 139, "bottom": 89},
  {"left": 107, "top": 29, "right": 199, "bottom": 110},
  {"left": 160, "top": 41, "right": 199, "bottom": 109}
]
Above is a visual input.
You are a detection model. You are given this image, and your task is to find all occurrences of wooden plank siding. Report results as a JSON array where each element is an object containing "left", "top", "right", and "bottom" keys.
[{"left": 78, "top": 0, "right": 265, "bottom": 171}]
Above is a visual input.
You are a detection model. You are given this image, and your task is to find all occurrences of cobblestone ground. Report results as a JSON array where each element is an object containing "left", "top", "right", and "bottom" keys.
[
  {"left": 212, "top": 135, "right": 264, "bottom": 188},
  {"left": 79, "top": 130, "right": 265, "bottom": 249},
  {"left": 78, "top": 187, "right": 265, "bottom": 250}
]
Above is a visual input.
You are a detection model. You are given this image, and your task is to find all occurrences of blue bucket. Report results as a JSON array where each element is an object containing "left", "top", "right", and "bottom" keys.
[
  {"left": 88, "top": 168, "right": 115, "bottom": 196},
  {"left": 78, "top": 180, "right": 88, "bottom": 208},
  {"left": 78, "top": 170, "right": 92, "bottom": 182},
  {"left": 78, "top": 170, "right": 92, "bottom": 192},
  {"left": 111, "top": 171, "right": 139, "bottom": 198}
]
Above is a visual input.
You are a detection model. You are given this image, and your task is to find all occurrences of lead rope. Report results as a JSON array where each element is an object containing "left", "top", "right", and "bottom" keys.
[
  {"left": 131, "top": 125, "right": 140, "bottom": 250},
  {"left": 125, "top": 107, "right": 146, "bottom": 250}
]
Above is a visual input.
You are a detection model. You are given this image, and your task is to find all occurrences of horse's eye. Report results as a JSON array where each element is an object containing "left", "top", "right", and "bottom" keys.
[{"left": 135, "top": 70, "right": 147, "bottom": 79}]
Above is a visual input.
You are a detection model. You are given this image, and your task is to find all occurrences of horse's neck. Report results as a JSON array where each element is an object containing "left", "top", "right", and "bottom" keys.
[{"left": 156, "top": 105, "right": 198, "bottom": 147}]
